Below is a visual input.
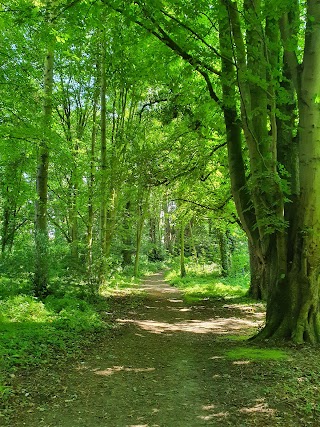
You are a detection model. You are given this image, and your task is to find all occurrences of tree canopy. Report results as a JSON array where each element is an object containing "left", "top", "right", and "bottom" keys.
[{"left": 1, "top": 0, "right": 320, "bottom": 344}]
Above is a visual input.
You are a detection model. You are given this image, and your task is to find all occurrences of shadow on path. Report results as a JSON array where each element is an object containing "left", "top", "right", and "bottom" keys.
[{"left": 7, "top": 272, "right": 293, "bottom": 427}]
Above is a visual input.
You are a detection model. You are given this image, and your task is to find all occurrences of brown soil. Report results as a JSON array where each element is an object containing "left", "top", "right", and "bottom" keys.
[{"left": 3, "top": 272, "right": 320, "bottom": 426}]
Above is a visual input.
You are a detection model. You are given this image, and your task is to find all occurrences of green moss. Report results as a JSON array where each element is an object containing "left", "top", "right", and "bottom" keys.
[{"left": 225, "top": 347, "right": 289, "bottom": 361}]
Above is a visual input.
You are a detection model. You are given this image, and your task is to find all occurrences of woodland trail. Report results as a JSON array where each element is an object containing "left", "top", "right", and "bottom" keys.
[{"left": 4, "top": 272, "right": 306, "bottom": 426}]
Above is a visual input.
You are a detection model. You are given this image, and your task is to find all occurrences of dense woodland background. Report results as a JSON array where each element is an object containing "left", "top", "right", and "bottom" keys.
[
  {"left": 1, "top": 0, "right": 320, "bottom": 353},
  {"left": 0, "top": 0, "right": 248, "bottom": 294},
  {"left": 3, "top": 1, "right": 320, "bottom": 420}
]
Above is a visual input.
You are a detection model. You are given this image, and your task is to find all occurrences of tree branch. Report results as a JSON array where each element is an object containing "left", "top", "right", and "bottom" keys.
[
  {"left": 48, "top": 215, "right": 71, "bottom": 243},
  {"left": 138, "top": 97, "right": 168, "bottom": 120},
  {"left": 159, "top": 8, "right": 234, "bottom": 65},
  {"left": 102, "top": 0, "right": 222, "bottom": 105},
  {"left": 174, "top": 195, "right": 233, "bottom": 212}
]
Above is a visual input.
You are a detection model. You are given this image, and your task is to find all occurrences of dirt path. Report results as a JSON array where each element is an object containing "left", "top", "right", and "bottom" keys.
[{"left": 4, "top": 273, "right": 302, "bottom": 426}]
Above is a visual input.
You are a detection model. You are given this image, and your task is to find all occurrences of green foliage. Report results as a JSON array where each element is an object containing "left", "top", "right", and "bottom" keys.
[
  {"left": 0, "top": 291, "right": 109, "bottom": 400},
  {"left": 228, "top": 233, "right": 250, "bottom": 278},
  {"left": 0, "top": 241, "right": 35, "bottom": 279},
  {"left": 0, "top": 295, "right": 49, "bottom": 322},
  {"left": 165, "top": 259, "right": 249, "bottom": 303},
  {"left": 0, "top": 277, "right": 33, "bottom": 298},
  {"left": 45, "top": 296, "right": 104, "bottom": 332}
]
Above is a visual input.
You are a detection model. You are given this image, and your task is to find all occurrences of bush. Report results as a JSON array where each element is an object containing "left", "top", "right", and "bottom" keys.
[{"left": 0, "top": 295, "right": 49, "bottom": 322}]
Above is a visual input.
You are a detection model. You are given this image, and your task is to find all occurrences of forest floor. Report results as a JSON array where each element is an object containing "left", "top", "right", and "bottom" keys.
[{"left": 2, "top": 272, "right": 320, "bottom": 426}]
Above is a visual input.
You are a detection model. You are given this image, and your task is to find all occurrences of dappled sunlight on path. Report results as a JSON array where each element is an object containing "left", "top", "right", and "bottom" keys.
[
  {"left": 116, "top": 271, "right": 264, "bottom": 336},
  {"left": 7, "top": 271, "right": 297, "bottom": 427},
  {"left": 116, "top": 316, "right": 262, "bottom": 335}
]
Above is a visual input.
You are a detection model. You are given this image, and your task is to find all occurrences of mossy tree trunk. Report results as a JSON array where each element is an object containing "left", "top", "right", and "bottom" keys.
[
  {"left": 218, "top": 5, "right": 268, "bottom": 299},
  {"left": 258, "top": 0, "right": 320, "bottom": 343},
  {"left": 221, "top": 0, "right": 320, "bottom": 343}
]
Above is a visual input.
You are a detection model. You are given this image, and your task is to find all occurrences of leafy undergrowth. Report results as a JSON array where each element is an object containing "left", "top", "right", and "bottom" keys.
[
  {"left": 165, "top": 261, "right": 250, "bottom": 303},
  {"left": 0, "top": 278, "right": 111, "bottom": 404}
]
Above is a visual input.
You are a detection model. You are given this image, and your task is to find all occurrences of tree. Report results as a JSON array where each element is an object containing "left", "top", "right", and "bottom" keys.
[
  {"left": 219, "top": 0, "right": 320, "bottom": 343},
  {"left": 101, "top": 0, "right": 320, "bottom": 343},
  {"left": 0, "top": 1, "right": 253, "bottom": 313},
  {"left": 34, "top": 2, "right": 55, "bottom": 297}
]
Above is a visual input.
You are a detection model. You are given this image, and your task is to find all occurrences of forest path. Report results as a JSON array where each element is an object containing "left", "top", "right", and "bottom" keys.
[{"left": 7, "top": 272, "right": 295, "bottom": 426}]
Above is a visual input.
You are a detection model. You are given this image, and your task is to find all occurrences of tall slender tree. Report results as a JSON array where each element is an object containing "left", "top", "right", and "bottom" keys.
[{"left": 34, "top": 2, "right": 55, "bottom": 297}]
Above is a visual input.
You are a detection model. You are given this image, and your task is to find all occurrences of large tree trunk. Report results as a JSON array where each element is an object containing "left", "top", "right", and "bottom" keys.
[
  {"left": 259, "top": 0, "right": 320, "bottom": 343},
  {"left": 219, "top": 5, "right": 269, "bottom": 298},
  {"left": 247, "top": 241, "right": 267, "bottom": 300}
]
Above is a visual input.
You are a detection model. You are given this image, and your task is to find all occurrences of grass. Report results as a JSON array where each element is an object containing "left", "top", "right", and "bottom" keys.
[
  {"left": 100, "top": 274, "right": 144, "bottom": 297},
  {"left": 225, "top": 347, "right": 290, "bottom": 361},
  {"left": 165, "top": 260, "right": 250, "bottom": 303}
]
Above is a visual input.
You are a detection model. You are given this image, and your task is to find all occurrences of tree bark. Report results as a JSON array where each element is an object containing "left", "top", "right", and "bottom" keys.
[
  {"left": 87, "top": 88, "right": 98, "bottom": 280},
  {"left": 122, "top": 201, "right": 133, "bottom": 266},
  {"left": 218, "top": 4, "right": 268, "bottom": 298},
  {"left": 247, "top": 240, "right": 267, "bottom": 300},
  {"left": 218, "top": 230, "right": 230, "bottom": 277},
  {"left": 34, "top": 45, "right": 54, "bottom": 298},
  {"left": 180, "top": 221, "right": 186, "bottom": 278},
  {"left": 259, "top": 0, "right": 320, "bottom": 343},
  {"left": 99, "top": 37, "right": 108, "bottom": 283}
]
